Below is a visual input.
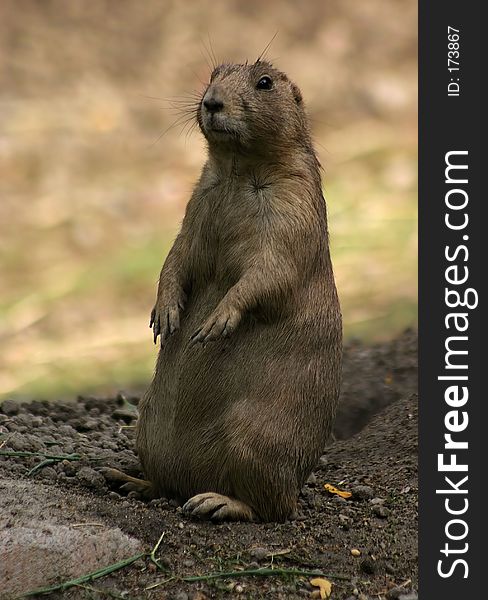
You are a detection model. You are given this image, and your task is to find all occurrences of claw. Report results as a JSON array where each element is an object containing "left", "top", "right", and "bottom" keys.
[
  {"left": 189, "top": 328, "right": 203, "bottom": 347},
  {"left": 153, "top": 317, "right": 160, "bottom": 344}
]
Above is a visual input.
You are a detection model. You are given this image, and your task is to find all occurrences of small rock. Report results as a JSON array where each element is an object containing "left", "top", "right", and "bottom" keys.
[
  {"left": 351, "top": 485, "right": 374, "bottom": 501},
  {"left": 370, "top": 497, "right": 385, "bottom": 505},
  {"left": 307, "top": 473, "right": 317, "bottom": 485},
  {"left": 76, "top": 467, "right": 106, "bottom": 489},
  {"left": 235, "top": 584, "right": 244, "bottom": 593},
  {"left": 351, "top": 548, "right": 361, "bottom": 557},
  {"left": 182, "top": 559, "right": 194, "bottom": 568},
  {"left": 39, "top": 467, "right": 58, "bottom": 480},
  {"left": 373, "top": 505, "right": 390, "bottom": 518},
  {"left": 61, "top": 460, "right": 78, "bottom": 477},
  {"left": 173, "top": 593, "right": 189, "bottom": 600},
  {"left": 360, "top": 557, "right": 376, "bottom": 574},
  {"left": 1, "top": 400, "right": 20, "bottom": 416},
  {"left": 249, "top": 547, "right": 269, "bottom": 562},
  {"left": 331, "top": 495, "right": 347, "bottom": 504}
]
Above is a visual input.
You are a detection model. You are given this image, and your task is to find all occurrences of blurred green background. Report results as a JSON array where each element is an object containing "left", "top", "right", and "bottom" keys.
[{"left": 0, "top": 0, "right": 417, "bottom": 400}]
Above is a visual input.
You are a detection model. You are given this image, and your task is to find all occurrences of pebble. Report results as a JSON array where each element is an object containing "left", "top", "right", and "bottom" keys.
[
  {"left": 76, "top": 467, "right": 106, "bottom": 489},
  {"left": 39, "top": 467, "right": 58, "bottom": 480},
  {"left": 173, "top": 592, "right": 189, "bottom": 600},
  {"left": 351, "top": 548, "right": 361, "bottom": 557},
  {"left": 61, "top": 460, "right": 77, "bottom": 477},
  {"left": 360, "top": 557, "right": 376, "bottom": 574},
  {"left": 0, "top": 400, "right": 20, "bottom": 416},
  {"left": 373, "top": 504, "right": 390, "bottom": 518},
  {"left": 306, "top": 473, "right": 317, "bottom": 485},
  {"left": 351, "top": 485, "right": 374, "bottom": 501},
  {"left": 370, "top": 497, "right": 385, "bottom": 505},
  {"left": 249, "top": 547, "right": 269, "bottom": 562},
  {"left": 318, "top": 455, "right": 328, "bottom": 468}
]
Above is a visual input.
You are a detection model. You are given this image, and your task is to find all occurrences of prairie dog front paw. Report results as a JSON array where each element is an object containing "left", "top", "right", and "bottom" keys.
[
  {"left": 190, "top": 303, "right": 241, "bottom": 346},
  {"left": 150, "top": 287, "right": 186, "bottom": 345}
]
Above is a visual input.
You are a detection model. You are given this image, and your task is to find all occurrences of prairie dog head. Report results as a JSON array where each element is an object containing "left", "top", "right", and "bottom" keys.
[{"left": 197, "top": 61, "right": 309, "bottom": 152}]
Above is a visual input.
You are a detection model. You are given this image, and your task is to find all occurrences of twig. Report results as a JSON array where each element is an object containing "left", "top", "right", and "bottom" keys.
[
  {"left": 149, "top": 531, "right": 169, "bottom": 572},
  {"left": 0, "top": 434, "right": 11, "bottom": 449}
]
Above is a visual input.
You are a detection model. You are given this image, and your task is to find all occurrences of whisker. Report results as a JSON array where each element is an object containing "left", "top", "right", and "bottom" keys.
[
  {"left": 199, "top": 41, "right": 214, "bottom": 73},
  {"left": 151, "top": 112, "right": 198, "bottom": 147},
  {"left": 207, "top": 32, "right": 219, "bottom": 69},
  {"left": 255, "top": 31, "right": 279, "bottom": 64}
]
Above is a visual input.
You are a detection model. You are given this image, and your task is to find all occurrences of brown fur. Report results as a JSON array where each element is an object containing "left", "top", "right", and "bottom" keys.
[{"left": 136, "top": 61, "right": 342, "bottom": 522}]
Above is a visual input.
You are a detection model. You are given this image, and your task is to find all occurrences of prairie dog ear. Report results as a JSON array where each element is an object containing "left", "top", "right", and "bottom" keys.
[{"left": 291, "top": 82, "right": 303, "bottom": 105}]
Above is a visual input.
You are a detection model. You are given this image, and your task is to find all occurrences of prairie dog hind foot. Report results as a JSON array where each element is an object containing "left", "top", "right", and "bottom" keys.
[{"left": 182, "top": 492, "right": 256, "bottom": 522}]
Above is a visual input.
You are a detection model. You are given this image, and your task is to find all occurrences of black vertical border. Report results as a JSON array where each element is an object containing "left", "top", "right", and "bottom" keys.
[{"left": 419, "top": 1, "right": 485, "bottom": 596}]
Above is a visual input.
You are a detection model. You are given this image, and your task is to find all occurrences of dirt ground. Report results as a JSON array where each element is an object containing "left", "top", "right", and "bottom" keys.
[{"left": 0, "top": 331, "right": 418, "bottom": 600}]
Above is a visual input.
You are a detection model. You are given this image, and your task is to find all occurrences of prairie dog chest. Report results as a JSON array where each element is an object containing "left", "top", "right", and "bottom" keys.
[{"left": 213, "top": 176, "right": 270, "bottom": 265}]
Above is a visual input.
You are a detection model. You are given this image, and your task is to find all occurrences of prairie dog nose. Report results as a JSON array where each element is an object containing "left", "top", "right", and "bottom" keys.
[{"left": 203, "top": 94, "right": 224, "bottom": 114}]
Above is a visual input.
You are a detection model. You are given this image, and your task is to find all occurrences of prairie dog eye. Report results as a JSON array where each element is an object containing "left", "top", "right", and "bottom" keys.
[{"left": 256, "top": 76, "right": 273, "bottom": 90}]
